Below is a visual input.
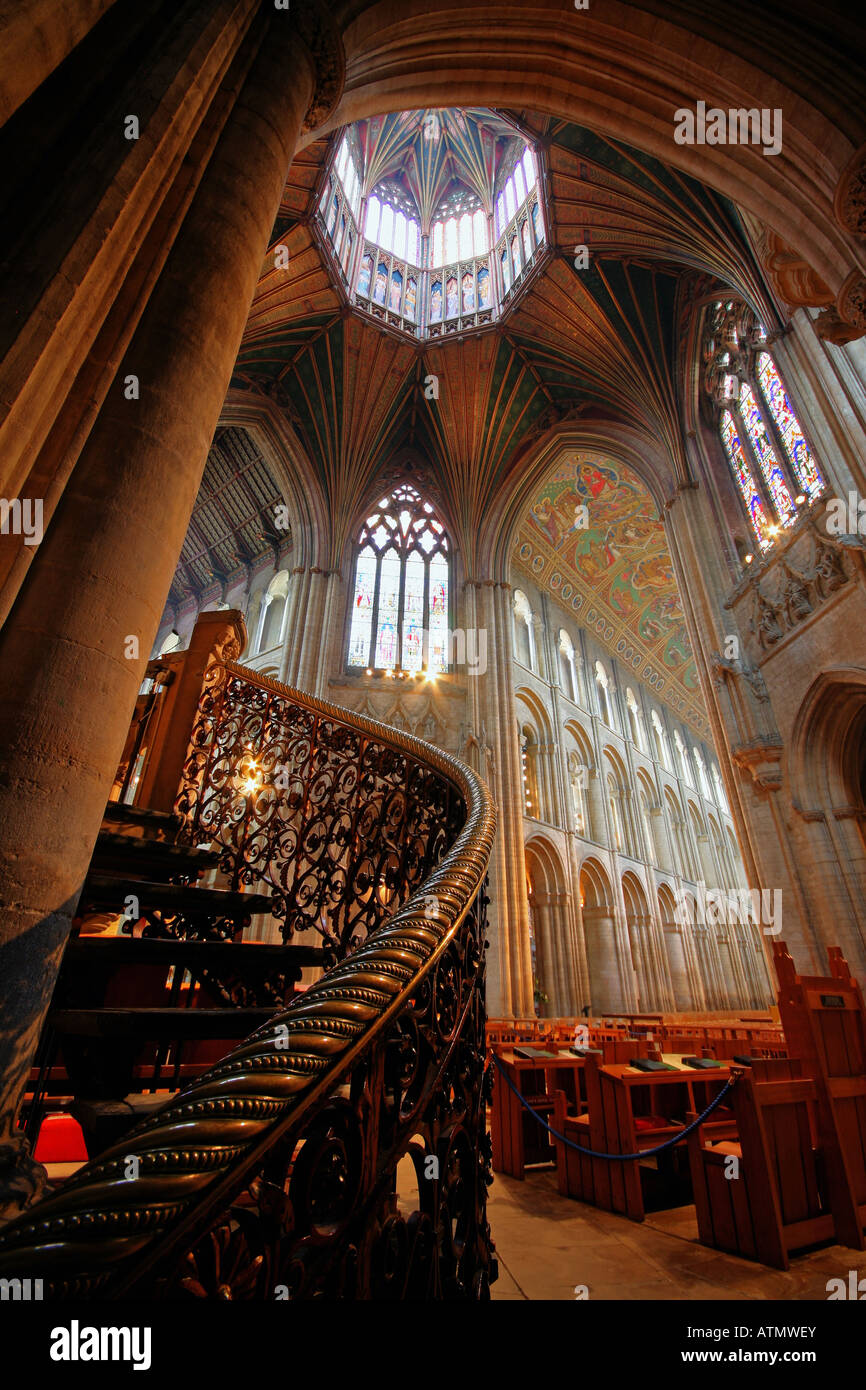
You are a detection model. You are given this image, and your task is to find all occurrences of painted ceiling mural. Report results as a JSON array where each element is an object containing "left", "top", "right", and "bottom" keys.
[{"left": 514, "top": 454, "right": 706, "bottom": 736}]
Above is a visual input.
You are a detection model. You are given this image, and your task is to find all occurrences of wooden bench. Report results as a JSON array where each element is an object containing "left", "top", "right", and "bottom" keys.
[
  {"left": 490, "top": 1046, "right": 587, "bottom": 1179},
  {"left": 773, "top": 941, "right": 866, "bottom": 1251},
  {"left": 687, "top": 1060, "right": 834, "bottom": 1269},
  {"left": 554, "top": 1054, "right": 735, "bottom": 1221}
]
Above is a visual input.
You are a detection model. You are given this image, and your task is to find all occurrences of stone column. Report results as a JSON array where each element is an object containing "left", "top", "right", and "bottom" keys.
[
  {"left": 0, "top": 0, "right": 119, "bottom": 125},
  {"left": 0, "top": 16, "right": 327, "bottom": 1217},
  {"left": 583, "top": 904, "right": 626, "bottom": 1014}
]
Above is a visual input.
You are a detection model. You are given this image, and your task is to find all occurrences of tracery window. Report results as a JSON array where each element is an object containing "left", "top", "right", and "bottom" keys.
[
  {"left": 704, "top": 301, "right": 824, "bottom": 556},
  {"left": 347, "top": 485, "right": 450, "bottom": 675}
]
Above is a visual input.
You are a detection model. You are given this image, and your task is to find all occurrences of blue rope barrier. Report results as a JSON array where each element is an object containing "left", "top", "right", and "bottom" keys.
[{"left": 491, "top": 1052, "right": 738, "bottom": 1161}]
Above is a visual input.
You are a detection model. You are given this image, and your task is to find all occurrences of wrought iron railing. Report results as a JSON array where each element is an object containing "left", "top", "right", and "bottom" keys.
[{"left": 0, "top": 662, "right": 497, "bottom": 1299}]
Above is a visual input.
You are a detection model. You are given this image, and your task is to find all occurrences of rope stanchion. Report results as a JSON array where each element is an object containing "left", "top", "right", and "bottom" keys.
[{"left": 490, "top": 1052, "right": 740, "bottom": 1161}]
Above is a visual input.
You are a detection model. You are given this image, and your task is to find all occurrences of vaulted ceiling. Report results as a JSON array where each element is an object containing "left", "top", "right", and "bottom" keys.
[{"left": 223, "top": 108, "right": 775, "bottom": 721}]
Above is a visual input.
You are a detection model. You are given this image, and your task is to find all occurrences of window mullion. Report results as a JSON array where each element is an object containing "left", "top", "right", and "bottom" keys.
[
  {"left": 421, "top": 550, "right": 431, "bottom": 670},
  {"left": 368, "top": 548, "right": 383, "bottom": 668},
  {"left": 395, "top": 539, "right": 408, "bottom": 671},
  {"left": 754, "top": 369, "right": 801, "bottom": 499}
]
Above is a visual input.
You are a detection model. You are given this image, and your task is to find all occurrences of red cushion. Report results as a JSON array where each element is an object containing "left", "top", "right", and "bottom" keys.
[
  {"left": 33, "top": 1113, "right": 88, "bottom": 1162},
  {"left": 633, "top": 1114, "right": 671, "bottom": 1132}
]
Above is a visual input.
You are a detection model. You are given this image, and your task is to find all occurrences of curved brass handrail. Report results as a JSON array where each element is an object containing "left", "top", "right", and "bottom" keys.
[{"left": 0, "top": 664, "right": 496, "bottom": 1298}]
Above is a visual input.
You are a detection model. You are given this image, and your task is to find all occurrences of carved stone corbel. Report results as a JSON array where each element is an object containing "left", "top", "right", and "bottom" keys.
[{"left": 730, "top": 736, "right": 785, "bottom": 792}]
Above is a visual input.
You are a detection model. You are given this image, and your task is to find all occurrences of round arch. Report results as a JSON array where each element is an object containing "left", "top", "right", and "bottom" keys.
[
  {"left": 579, "top": 855, "right": 624, "bottom": 1014},
  {"left": 525, "top": 835, "right": 570, "bottom": 1016}
]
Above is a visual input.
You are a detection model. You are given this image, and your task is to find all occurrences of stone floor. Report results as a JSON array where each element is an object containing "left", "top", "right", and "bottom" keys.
[{"left": 488, "top": 1166, "right": 866, "bottom": 1301}]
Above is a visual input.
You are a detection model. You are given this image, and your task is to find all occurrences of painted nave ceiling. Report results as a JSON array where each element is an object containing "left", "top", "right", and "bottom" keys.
[{"left": 206, "top": 106, "right": 787, "bottom": 736}]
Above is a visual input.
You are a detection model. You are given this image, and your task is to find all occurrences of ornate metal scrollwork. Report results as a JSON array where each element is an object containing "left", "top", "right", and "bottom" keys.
[
  {"left": 176, "top": 662, "right": 463, "bottom": 962},
  {"left": 0, "top": 665, "right": 496, "bottom": 1301}
]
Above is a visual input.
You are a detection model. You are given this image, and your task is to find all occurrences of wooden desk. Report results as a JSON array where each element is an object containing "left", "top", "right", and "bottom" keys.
[
  {"left": 554, "top": 1055, "right": 735, "bottom": 1221},
  {"left": 490, "top": 1046, "right": 589, "bottom": 1179}
]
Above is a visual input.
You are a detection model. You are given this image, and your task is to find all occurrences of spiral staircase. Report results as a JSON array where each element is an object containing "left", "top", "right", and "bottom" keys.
[{"left": 0, "top": 612, "right": 497, "bottom": 1300}]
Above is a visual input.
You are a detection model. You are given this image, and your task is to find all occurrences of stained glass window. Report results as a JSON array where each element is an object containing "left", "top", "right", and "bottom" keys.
[
  {"left": 389, "top": 268, "right": 403, "bottom": 313},
  {"left": 373, "top": 262, "right": 387, "bottom": 305},
  {"left": 511, "top": 234, "right": 521, "bottom": 280},
  {"left": 531, "top": 201, "right": 543, "bottom": 244},
  {"left": 348, "top": 548, "right": 377, "bottom": 666},
  {"left": 521, "top": 219, "right": 532, "bottom": 264},
  {"left": 738, "top": 381, "right": 795, "bottom": 526},
  {"left": 462, "top": 269, "right": 475, "bottom": 313},
  {"left": 357, "top": 253, "right": 373, "bottom": 299},
  {"left": 720, "top": 410, "right": 773, "bottom": 551},
  {"left": 405, "top": 278, "right": 417, "bottom": 322},
  {"left": 756, "top": 351, "right": 824, "bottom": 500},
  {"left": 346, "top": 485, "right": 451, "bottom": 673},
  {"left": 446, "top": 276, "right": 458, "bottom": 319},
  {"left": 478, "top": 266, "right": 490, "bottom": 309}
]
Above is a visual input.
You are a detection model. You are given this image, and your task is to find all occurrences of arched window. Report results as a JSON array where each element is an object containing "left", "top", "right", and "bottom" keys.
[
  {"left": 558, "top": 629, "right": 577, "bottom": 701},
  {"left": 755, "top": 352, "right": 824, "bottom": 500},
  {"left": 595, "top": 661, "right": 613, "bottom": 726},
  {"left": 674, "top": 730, "right": 694, "bottom": 787},
  {"left": 711, "top": 762, "right": 728, "bottom": 813},
  {"left": 738, "top": 380, "right": 795, "bottom": 525},
  {"left": 626, "top": 688, "right": 644, "bottom": 750},
  {"left": 651, "top": 710, "right": 670, "bottom": 769},
  {"left": 720, "top": 410, "right": 773, "bottom": 552},
  {"left": 568, "top": 751, "right": 591, "bottom": 837},
  {"left": 694, "top": 749, "right": 712, "bottom": 801},
  {"left": 347, "top": 485, "right": 450, "bottom": 674},
  {"left": 512, "top": 590, "right": 535, "bottom": 670},
  {"left": 705, "top": 302, "right": 824, "bottom": 556},
  {"left": 258, "top": 570, "right": 291, "bottom": 654},
  {"left": 521, "top": 726, "right": 540, "bottom": 817},
  {"left": 607, "top": 773, "right": 624, "bottom": 853}
]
